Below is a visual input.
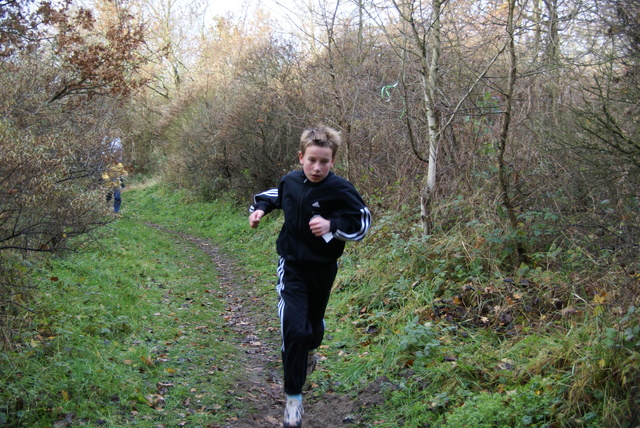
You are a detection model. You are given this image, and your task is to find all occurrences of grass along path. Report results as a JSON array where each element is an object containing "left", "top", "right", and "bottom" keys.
[
  {"left": 1, "top": 182, "right": 376, "bottom": 427},
  {"left": 6, "top": 181, "right": 635, "bottom": 427},
  {"left": 142, "top": 221, "right": 284, "bottom": 427},
  {"left": 4, "top": 214, "right": 255, "bottom": 426}
]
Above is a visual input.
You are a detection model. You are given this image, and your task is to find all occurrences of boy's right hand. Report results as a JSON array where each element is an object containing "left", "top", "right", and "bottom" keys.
[{"left": 249, "top": 210, "right": 265, "bottom": 228}]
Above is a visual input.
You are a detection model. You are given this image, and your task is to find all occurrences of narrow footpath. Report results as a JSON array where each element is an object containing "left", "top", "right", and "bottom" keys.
[{"left": 147, "top": 223, "right": 377, "bottom": 427}]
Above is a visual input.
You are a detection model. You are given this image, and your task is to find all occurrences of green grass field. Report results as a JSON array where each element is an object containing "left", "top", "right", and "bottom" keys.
[
  {"left": 0, "top": 182, "right": 273, "bottom": 427},
  {"left": 1, "top": 180, "right": 637, "bottom": 427}
]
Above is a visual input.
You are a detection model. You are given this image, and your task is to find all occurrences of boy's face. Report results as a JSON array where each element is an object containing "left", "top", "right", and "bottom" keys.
[{"left": 299, "top": 145, "right": 335, "bottom": 183}]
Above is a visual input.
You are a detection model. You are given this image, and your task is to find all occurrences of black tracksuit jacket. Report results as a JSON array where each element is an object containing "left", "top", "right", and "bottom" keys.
[{"left": 250, "top": 170, "right": 371, "bottom": 263}]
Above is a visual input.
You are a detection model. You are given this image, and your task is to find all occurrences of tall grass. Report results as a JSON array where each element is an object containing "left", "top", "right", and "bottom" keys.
[
  {"left": 130, "top": 182, "right": 638, "bottom": 427},
  {"left": 325, "top": 201, "right": 640, "bottom": 427},
  {"left": 1, "top": 181, "right": 638, "bottom": 427},
  {"left": 0, "top": 183, "right": 258, "bottom": 427}
]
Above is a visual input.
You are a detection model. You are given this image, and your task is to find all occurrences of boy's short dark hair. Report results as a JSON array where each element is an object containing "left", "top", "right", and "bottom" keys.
[{"left": 300, "top": 124, "right": 341, "bottom": 158}]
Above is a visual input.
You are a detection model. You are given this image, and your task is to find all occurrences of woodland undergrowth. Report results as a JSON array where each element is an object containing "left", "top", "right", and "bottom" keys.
[{"left": 243, "top": 185, "right": 639, "bottom": 427}]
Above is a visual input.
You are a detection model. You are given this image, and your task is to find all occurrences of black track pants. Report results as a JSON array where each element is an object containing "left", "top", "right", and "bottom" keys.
[{"left": 276, "top": 257, "right": 338, "bottom": 395}]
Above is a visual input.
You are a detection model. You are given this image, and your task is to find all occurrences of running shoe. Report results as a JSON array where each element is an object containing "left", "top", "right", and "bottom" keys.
[{"left": 283, "top": 398, "right": 304, "bottom": 428}]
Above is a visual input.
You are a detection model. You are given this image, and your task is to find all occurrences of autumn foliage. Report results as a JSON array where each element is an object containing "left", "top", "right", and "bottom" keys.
[{"left": 0, "top": 0, "right": 147, "bottom": 346}]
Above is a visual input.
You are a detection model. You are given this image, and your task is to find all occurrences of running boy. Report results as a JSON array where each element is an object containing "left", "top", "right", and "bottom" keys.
[{"left": 248, "top": 124, "right": 371, "bottom": 428}]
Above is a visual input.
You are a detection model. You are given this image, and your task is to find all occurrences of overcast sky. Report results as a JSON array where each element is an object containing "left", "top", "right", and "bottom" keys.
[{"left": 206, "top": 0, "right": 297, "bottom": 24}]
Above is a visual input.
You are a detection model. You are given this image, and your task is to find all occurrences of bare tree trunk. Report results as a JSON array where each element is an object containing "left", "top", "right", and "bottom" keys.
[
  {"left": 543, "top": 0, "right": 559, "bottom": 63},
  {"left": 420, "top": 0, "right": 442, "bottom": 236},
  {"left": 323, "top": 0, "right": 352, "bottom": 180},
  {"left": 497, "top": 0, "right": 527, "bottom": 263},
  {"left": 394, "top": 0, "right": 497, "bottom": 236},
  {"left": 532, "top": 0, "right": 542, "bottom": 62}
]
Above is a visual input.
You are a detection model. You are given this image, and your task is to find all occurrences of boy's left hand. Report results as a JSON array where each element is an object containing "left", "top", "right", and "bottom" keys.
[{"left": 309, "top": 215, "right": 331, "bottom": 237}]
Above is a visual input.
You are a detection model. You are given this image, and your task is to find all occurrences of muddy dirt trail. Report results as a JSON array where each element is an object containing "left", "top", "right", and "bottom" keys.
[{"left": 150, "top": 224, "right": 385, "bottom": 427}]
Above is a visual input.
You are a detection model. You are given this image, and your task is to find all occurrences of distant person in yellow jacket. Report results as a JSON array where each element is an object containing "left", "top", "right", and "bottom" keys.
[{"left": 102, "top": 156, "right": 128, "bottom": 213}]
